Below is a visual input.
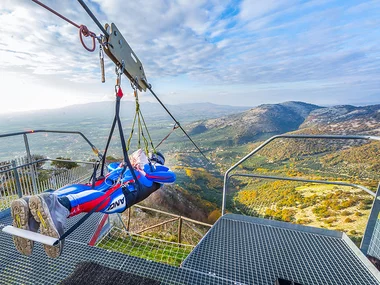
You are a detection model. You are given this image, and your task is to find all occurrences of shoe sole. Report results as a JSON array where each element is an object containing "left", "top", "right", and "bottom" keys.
[
  {"left": 10, "top": 199, "right": 33, "bottom": 256},
  {"left": 29, "top": 196, "right": 62, "bottom": 258}
]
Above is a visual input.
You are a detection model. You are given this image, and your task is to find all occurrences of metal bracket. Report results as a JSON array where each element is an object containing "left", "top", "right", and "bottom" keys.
[{"left": 103, "top": 23, "right": 148, "bottom": 91}]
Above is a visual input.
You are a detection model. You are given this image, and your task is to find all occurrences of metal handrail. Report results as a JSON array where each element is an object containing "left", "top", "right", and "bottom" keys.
[
  {"left": 0, "top": 129, "right": 102, "bottom": 196},
  {"left": 0, "top": 130, "right": 102, "bottom": 159},
  {"left": 134, "top": 204, "right": 213, "bottom": 227},
  {"left": 122, "top": 204, "right": 212, "bottom": 245},
  {"left": 0, "top": 158, "right": 95, "bottom": 175},
  {"left": 222, "top": 134, "right": 380, "bottom": 214}
]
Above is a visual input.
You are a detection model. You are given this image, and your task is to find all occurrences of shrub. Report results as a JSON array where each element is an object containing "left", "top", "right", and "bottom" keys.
[
  {"left": 324, "top": 217, "right": 337, "bottom": 225},
  {"left": 51, "top": 157, "right": 78, "bottom": 169},
  {"left": 297, "top": 219, "right": 312, "bottom": 225},
  {"left": 208, "top": 209, "right": 222, "bottom": 224},
  {"left": 362, "top": 198, "right": 373, "bottom": 205},
  {"left": 340, "top": 199, "right": 356, "bottom": 209},
  {"left": 341, "top": 210, "right": 352, "bottom": 216},
  {"left": 350, "top": 236, "right": 362, "bottom": 247},
  {"left": 359, "top": 203, "right": 372, "bottom": 210},
  {"left": 106, "top": 156, "right": 121, "bottom": 162},
  {"left": 344, "top": 217, "right": 354, "bottom": 223},
  {"left": 312, "top": 206, "right": 335, "bottom": 218}
]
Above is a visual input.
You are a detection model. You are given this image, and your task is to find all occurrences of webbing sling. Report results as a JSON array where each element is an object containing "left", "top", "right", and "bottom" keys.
[
  {"left": 57, "top": 91, "right": 140, "bottom": 244},
  {"left": 126, "top": 89, "right": 156, "bottom": 155}
]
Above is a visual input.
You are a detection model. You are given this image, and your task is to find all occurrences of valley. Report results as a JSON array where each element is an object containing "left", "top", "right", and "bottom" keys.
[{"left": 1, "top": 101, "right": 379, "bottom": 246}]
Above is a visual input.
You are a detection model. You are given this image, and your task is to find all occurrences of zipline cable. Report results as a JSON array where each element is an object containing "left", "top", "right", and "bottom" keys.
[
  {"left": 32, "top": 0, "right": 209, "bottom": 161},
  {"left": 75, "top": 0, "right": 209, "bottom": 162},
  {"left": 77, "top": 0, "right": 109, "bottom": 37},
  {"left": 75, "top": 0, "right": 209, "bottom": 161}
]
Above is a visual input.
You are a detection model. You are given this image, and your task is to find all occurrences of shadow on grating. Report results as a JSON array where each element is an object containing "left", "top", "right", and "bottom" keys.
[{"left": 60, "top": 261, "right": 160, "bottom": 285}]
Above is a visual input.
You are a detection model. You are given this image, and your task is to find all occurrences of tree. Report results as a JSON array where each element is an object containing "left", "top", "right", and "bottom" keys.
[
  {"left": 208, "top": 209, "right": 222, "bottom": 224},
  {"left": 51, "top": 157, "right": 78, "bottom": 169},
  {"left": 23, "top": 154, "right": 46, "bottom": 169}
]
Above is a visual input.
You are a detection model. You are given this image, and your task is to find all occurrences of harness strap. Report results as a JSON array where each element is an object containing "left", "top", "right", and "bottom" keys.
[{"left": 55, "top": 174, "right": 126, "bottom": 245}]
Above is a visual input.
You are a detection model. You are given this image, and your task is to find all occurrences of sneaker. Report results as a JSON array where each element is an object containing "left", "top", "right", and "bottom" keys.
[
  {"left": 149, "top": 151, "right": 165, "bottom": 165},
  {"left": 29, "top": 193, "right": 69, "bottom": 258},
  {"left": 10, "top": 197, "right": 39, "bottom": 256}
]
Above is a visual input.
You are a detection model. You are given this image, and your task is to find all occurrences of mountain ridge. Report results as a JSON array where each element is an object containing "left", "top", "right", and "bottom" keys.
[
  {"left": 0, "top": 101, "right": 251, "bottom": 132},
  {"left": 300, "top": 104, "right": 380, "bottom": 135},
  {"left": 187, "top": 101, "right": 322, "bottom": 144}
]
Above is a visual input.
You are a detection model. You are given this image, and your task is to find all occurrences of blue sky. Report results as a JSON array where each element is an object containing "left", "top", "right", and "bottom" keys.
[{"left": 0, "top": 0, "right": 379, "bottom": 113}]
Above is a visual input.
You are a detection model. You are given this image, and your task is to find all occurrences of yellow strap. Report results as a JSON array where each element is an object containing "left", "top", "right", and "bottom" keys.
[
  {"left": 37, "top": 211, "right": 47, "bottom": 229},
  {"left": 15, "top": 215, "right": 21, "bottom": 228}
]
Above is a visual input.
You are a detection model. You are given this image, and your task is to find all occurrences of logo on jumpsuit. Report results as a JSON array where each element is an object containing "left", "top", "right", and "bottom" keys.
[{"left": 107, "top": 195, "right": 125, "bottom": 212}]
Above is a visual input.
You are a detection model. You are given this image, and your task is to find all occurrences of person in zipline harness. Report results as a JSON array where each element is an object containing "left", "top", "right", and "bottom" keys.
[{"left": 10, "top": 150, "right": 175, "bottom": 258}]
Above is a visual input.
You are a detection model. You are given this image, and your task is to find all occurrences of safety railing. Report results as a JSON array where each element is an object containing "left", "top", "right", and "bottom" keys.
[
  {"left": 222, "top": 134, "right": 380, "bottom": 255},
  {"left": 0, "top": 130, "right": 102, "bottom": 160},
  {"left": 0, "top": 130, "right": 102, "bottom": 210},
  {"left": 123, "top": 204, "right": 212, "bottom": 245},
  {"left": 0, "top": 157, "right": 96, "bottom": 210}
]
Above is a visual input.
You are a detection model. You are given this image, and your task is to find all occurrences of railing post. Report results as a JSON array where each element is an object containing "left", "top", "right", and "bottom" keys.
[
  {"left": 23, "top": 134, "right": 38, "bottom": 194},
  {"left": 178, "top": 216, "right": 182, "bottom": 244},
  {"left": 127, "top": 207, "right": 131, "bottom": 231},
  {"left": 360, "top": 183, "right": 380, "bottom": 255},
  {"left": 11, "top": 160, "right": 23, "bottom": 198}
]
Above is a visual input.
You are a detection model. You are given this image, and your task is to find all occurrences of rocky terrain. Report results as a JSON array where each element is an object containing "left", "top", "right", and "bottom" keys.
[
  {"left": 186, "top": 102, "right": 380, "bottom": 147},
  {"left": 300, "top": 104, "right": 380, "bottom": 135}
]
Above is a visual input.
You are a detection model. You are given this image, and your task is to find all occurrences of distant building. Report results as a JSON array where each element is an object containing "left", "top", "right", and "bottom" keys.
[
  {"left": 0, "top": 161, "right": 11, "bottom": 194},
  {"left": 0, "top": 161, "right": 11, "bottom": 172}
]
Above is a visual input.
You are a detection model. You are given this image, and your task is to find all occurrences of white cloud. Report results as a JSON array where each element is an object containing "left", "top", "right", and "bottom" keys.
[
  {"left": 0, "top": 0, "right": 379, "bottom": 114},
  {"left": 239, "top": 0, "right": 293, "bottom": 20}
]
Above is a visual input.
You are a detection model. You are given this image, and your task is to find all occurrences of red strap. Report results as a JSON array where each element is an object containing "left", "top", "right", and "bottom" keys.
[
  {"left": 117, "top": 87, "right": 124, "bottom": 98},
  {"left": 88, "top": 214, "right": 109, "bottom": 246}
]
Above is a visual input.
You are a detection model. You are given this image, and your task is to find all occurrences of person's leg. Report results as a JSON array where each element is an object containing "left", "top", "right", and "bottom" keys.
[
  {"left": 29, "top": 193, "right": 69, "bottom": 258},
  {"left": 27, "top": 184, "right": 124, "bottom": 258},
  {"left": 66, "top": 184, "right": 125, "bottom": 216},
  {"left": 11, "top": 181, "right": 162, "bottom": 258}
]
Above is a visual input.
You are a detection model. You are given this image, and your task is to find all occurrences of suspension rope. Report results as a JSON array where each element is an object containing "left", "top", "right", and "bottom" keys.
[
  {"left": 145, "top": 84, "right": 209, "bottom": 161},
  {"left": 126, "top": 112, "right": 138, "bottom": 152},
  {"left": 155, "top": 124, "right": 180, "bottom": 149},
  {"left": 139, "top": 109, "right": 157, "bottom": 153},
  {"left": 32, "top": 0, "right": 97, "bottom": 52}
]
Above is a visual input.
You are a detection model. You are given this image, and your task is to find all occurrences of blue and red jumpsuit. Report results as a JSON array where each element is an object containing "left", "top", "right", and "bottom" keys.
[{"left": 54, "top": 163, "right": 176, "bottom": 217}]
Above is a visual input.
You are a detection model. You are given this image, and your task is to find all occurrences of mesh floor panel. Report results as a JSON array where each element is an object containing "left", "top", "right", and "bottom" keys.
[
  {"left": 0, "top": 212, "right": 104, "bottom": 243},
  {"left": 368, "top": 218, "right": 380, "bottom": 260},
  {"left": 0, "top": 212, "right": 235, "bottom": 285},
  {"left": 182, "top": 214, "right": 380, "bottom": 285}
]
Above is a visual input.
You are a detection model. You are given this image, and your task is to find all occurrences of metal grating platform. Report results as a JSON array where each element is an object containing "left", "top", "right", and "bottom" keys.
[
  {"left": 0, "top": 212, "right": 235, "bottom": 285},
  {"left": 0, "top": 211, "right": 104, "bottom": 244},
  {"left": 182, "top": 214, "right": 380, "bottom": 285},
  {"left": 368, "top": 218, "right": 380, "bottom": 260}
]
